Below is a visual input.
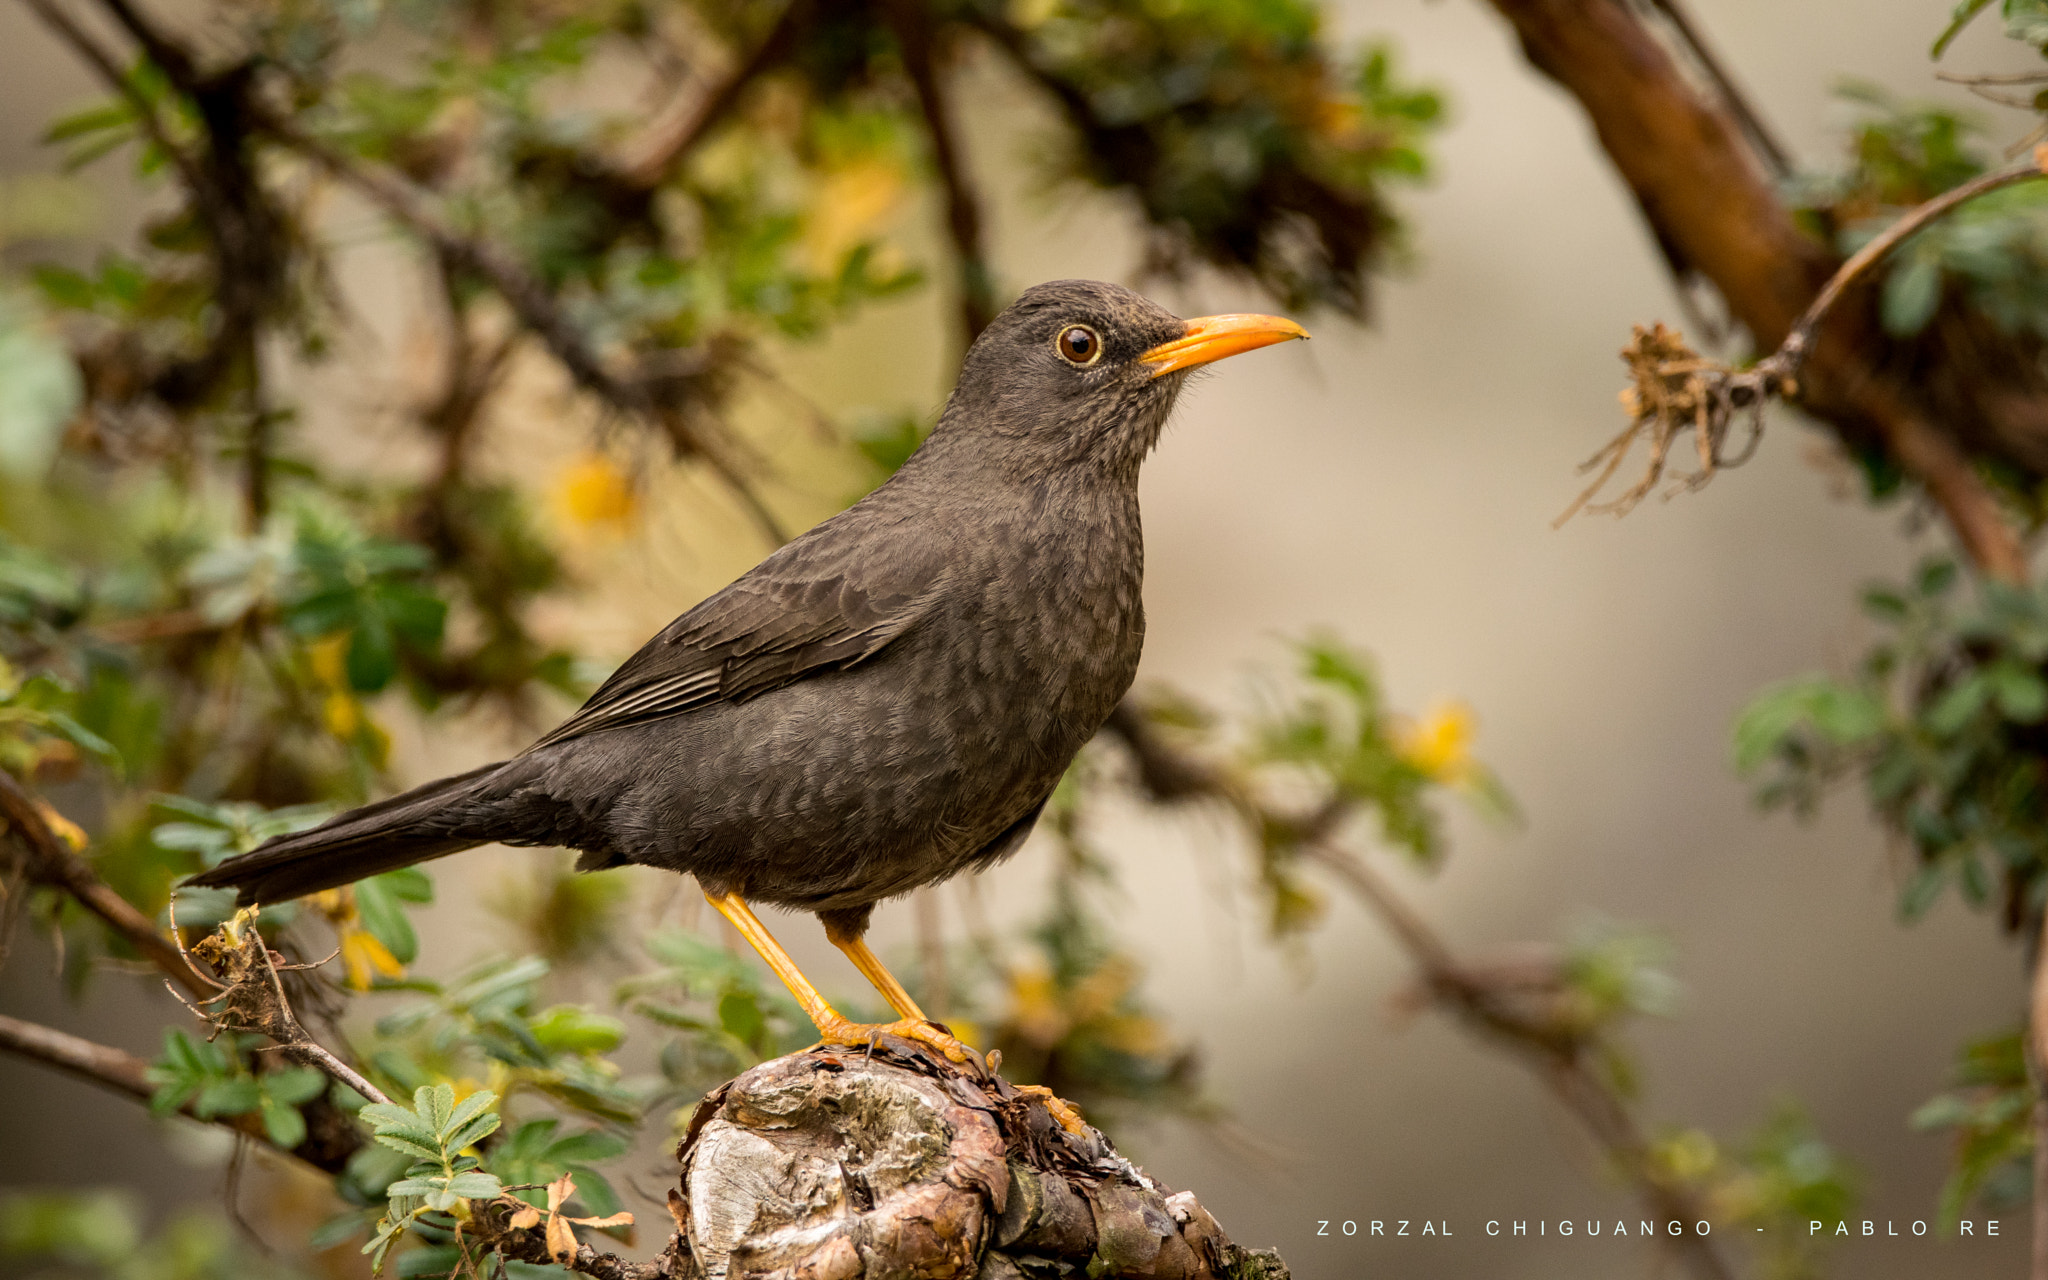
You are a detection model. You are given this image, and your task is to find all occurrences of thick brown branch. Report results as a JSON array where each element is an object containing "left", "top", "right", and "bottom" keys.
[
  {"left": 1851, "top": 382, "right": 2028, "bottom": 582},
  {"left": 1485, "top": 0, "right": 2032, "bottom": 581},
  {"left": 1641, "top": 0, "right": 1791, "bottom": 177}
]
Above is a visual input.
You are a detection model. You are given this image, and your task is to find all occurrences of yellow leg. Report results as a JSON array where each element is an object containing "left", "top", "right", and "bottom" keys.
[
  {"left": 824, "top": 923, "right": 928, "bottom": 1023},
  {"left": 704, "top": 891, "right": 976, "bottom": 1068}
]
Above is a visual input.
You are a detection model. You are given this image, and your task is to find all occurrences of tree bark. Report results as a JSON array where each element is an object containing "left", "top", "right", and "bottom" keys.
[
  {"left": 498, "top": 1040, "right": 1290, "bottom": 1280},
  {"left": 1483, "top": 0, "right": 2035, "bottom": 581}
]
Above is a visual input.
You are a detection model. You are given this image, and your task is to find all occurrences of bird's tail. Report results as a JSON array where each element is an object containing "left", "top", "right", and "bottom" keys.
[{"left": 185, "top": 760, "right": 510, "bottom": 906}]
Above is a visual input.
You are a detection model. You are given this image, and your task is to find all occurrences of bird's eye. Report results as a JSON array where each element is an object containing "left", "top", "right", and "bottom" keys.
[{"left": 1055, "top": 325, "right": 1102, "bottom": 366}]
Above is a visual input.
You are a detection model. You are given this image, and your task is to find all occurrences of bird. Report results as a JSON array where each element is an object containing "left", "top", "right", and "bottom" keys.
[{"left": 190, "top": 279, "right": 1306, "bottom": 1081}]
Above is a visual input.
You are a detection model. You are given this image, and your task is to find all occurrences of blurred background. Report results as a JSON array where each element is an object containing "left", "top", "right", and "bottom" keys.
[{"left": 3, "top": 1, "right": 2046, "bottom": 1277}]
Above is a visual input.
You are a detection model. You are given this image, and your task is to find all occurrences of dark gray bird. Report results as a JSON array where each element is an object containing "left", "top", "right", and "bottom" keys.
[{"left": 190, "top": 279, "right": 1305, "bottom": 1077}]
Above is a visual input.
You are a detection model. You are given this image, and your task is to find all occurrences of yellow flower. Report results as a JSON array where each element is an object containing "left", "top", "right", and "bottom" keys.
[
  {"left": 307, "top": 632, "right": 351, "bottom": 689},
  {"left": 552, "top": 454, "right": 639, "bottom": 532},
  {"left": 322, "top": 691, "right": 360, "bottom": 739},
  {"left": 1397, "top": 700, "right": 1476, "bottom": 782},
  {"left": 315, "top": 886, "right": 405, "bottom": 989},
  {"left": 339, "top": 928, "right": 406, "bottom": 990}
]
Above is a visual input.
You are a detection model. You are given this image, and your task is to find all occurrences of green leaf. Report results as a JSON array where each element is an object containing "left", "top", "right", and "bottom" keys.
[
  {"left": 441, "top": 1087, "right": 497, "bottom": 1141},
  {"left": 717, "top": 989, "right": 767, "bottom": 1049},
  {"left": 443, "top": 1171, "right": 505, "bottom": 1200},
  {"left": 1732, "top": 678, "right": 1883, "bottom": 772},
  {"left": 1926, "top": 675, "right": 1990, "bottom": 736},
  {"left": 378, "top": 866, "right": 435, "bottom": 903},
  {"left": 346, "top": 619, "right": 398, "bottom": 692},
  {"left": 371, "top": 1133, "right": 443, "bottom": 1163},
  {"left": 355, "top": 874, "right": 420, "bottom": 964},
  {"left": 546, "top": 1131, "right": 629, "bottom": 1164},
  {"left": 1989, "top": 663, "right": 2048, "bottom": 722},
  {"left": 530, "top": 1005, "right": 625, "bottom": 1055},
  {"left": 443, "top": 1112, "right": 502, "bottom": 1153},
  {"left": 194, "top": 1076, "right": 263, "bottom": 1117},
  {"left": 261, "top": 1094, "right": 309, "bottom": 1149}
]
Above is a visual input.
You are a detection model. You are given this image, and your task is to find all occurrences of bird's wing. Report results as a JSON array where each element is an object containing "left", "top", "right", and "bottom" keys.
[{"left": 524, "top": 523, "right": 947, "bottom": 752}]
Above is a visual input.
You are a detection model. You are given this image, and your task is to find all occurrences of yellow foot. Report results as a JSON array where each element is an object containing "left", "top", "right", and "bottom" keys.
[
  {"left": 1016, "top": 1084, "right": 1089, "bottom": 1136},
  {"left": 816, "top": 1016, "right": 980, "bottom": 1069}
]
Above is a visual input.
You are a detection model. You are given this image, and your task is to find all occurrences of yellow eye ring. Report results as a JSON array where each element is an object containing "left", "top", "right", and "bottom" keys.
[{"left": 1055, "top": 325, "right": 1103, "bottom": 366}]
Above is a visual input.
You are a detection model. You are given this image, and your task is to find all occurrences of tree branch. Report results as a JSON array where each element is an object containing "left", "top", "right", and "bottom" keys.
[
  {"left": 1640, "top": 0, "right": 1792, "bottom": 178},
  {"left": 0, "top": 1011, "right": 350, "bottom": 1173},
  {"left": 1100, "top": 708, "right": 1736, "bottom": 1280},
  {"left": 1485, "top": 0, "right": 2035, "bottom": 581},
  {"left": 18, "top": 0, "right": 204, "bottom": 194},
  {"left": 1777, "top": 157, "right": 2048, "bottom": 375},
  {"left": 609, "top": 0, "right": 808, "bottom": 193},
  {"left": 253, "top": 114, "right": 788, "bottom": 545},
  {"left": 882, "top": 0, "right": 997, "bottom": 347},
  {"left": 1299, "top": 840, "right": 1734, "bottom": 1280},
  {"left": 0, "top": 770, "right": 211, "bottom": 1000}
]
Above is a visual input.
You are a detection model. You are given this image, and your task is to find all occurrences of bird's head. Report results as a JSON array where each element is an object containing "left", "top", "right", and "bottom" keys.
[{"left": 927, "top": 279, "right": 1307, "bottom": 481}]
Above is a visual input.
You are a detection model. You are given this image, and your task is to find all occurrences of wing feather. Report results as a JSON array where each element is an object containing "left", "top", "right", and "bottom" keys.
[{"left": 524, "top": 518, "right": 945, "bottom": 752}]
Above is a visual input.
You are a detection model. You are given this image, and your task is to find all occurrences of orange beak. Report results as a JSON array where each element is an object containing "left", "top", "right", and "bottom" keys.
[{"left": 1140, "top": 313, "right": 1310, "bottom": 378}]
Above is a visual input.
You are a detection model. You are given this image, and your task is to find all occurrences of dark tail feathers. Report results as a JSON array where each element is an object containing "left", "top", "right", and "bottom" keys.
[{"left": 186, "top": 761, "right": 508, "bottom": 905}]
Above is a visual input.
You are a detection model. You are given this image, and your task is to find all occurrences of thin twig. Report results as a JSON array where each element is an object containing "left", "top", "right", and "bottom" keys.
[
  {"left": 610, "top": 0, "right": 807, "bottom": 192},
  {"left": 882, "top": 0, "right": 997, "bottom": 346},
  {"left": 172, "top": 907, "right": 390, "bottom": 1105},
  {"left": 1777, "top": 152, "right": 2048, "bottom": 378},
  {"left": 0, "top": 1011, "right": 343, "bottom": 1170},
  {"left": 1308, "top": 837, "right": 1733, "bottom": 1279},
  {"left": 254, "top": 115, "right": 789, "bottom": 547},
  {"left": 1560, "top": 154, "right": 2048, "bottom": 568},
  {"left": 1099, "top": 707, "right": 1736, "bottom": 1280},
  {"left": 19, "top": 0, "right": 205, "bottom": 196}
]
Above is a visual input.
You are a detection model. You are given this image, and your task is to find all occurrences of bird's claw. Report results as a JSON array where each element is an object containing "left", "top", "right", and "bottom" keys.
[
  {"left": 1015, "top": 1084, "right": 1089, "bottom": 1136},
  {"left": 816, "top": 1017, "right": 982, "bottom": 1072}
]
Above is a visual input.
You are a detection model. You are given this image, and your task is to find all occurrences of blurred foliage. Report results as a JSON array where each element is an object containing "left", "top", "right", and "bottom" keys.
[
  {"left": 1654, "top": 1102, "right": 1860, "bottom": 1280},
  {"left": 1737, "top": 558, "right": 2048, "bottom": 1219},
  {"left": 1737, "top": 558, "right": 2048, "bottom": 928},
  {"left": 1792, "top": 82, "right": 2048, "bottom": 343},
  {"left": 0, "top": 1191, "right": 290, "bottom": 1280},
  {"left": 1911, "top": 1027, "right": 2035, "bottom": 1226},
  {"left": 961, "top": 0, "right": 1442, "bottom": 312},
  {"left": 977, "top": 758, "right": 1207, "bottom": 1128}
]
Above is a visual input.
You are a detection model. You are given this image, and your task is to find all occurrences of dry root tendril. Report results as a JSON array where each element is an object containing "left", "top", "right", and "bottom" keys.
[
  {"left": 166, "top": 900, "right": 389, "bottom": 1105},
  {"left": 1555, "top": 322, "right": 1794, "bottom": 527}
]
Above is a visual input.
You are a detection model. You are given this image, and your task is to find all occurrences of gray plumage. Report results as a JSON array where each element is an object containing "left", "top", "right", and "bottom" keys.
[{"left": 191, "top": 280, "right": 1213, "bottom": 939}]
